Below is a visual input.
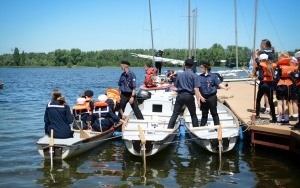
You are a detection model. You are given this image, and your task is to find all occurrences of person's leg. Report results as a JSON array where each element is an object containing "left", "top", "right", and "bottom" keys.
[
  {"left": 119, "top": 93, "right": 129, "bottom": 118},
  {"left": 207, "top": 95, "right": 220, "bottom": 125},
  {"left": 184, "top": 94, "right": 198, "bottom": 127},
  {"left": 130, "top": 98, "right": 144, "bottom": 119},
  {"left": 200, "top": 100, "right": 209, "bottom": 126},
  {"left": 256, "top": 87, "right": 264, "bottom": 117},
  {"left": 168, "top": 95, "right": 183, "bottom": 128}
]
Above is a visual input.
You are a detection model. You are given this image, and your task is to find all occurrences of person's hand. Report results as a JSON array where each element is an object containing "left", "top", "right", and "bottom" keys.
[{"left": 129, "top": 97, "right": 134, "bottom": 104}]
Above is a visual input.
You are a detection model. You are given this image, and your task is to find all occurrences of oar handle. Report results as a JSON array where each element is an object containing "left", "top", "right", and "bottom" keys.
[
  {"left": 138, "top": 125, "right": 146, "bottom": 145},
  {"left": 49, "top": 129, "right": 54, "bottom": 146},
  {"left": 217, "top": 124, "right": 222, "bottom": 141}
]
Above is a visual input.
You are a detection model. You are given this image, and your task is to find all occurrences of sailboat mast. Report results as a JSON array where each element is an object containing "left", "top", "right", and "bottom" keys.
[
  {"left": 148, "top": 0, "right": 155, "bottom": 67},
  {"left": 252, "top": 0, "right": 258, "bottom": 114},
  {"left": 188, "top": 0, "right": 191, "bottom": 58},
  {"left": 192, "top": 8, "right": 197, "bottom": 60},
  {"left": 234, "top": 0, "right": 238, "bottom": 69}
]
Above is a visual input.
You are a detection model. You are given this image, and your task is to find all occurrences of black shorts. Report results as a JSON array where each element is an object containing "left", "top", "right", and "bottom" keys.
[
  {"left": 291, "top": 85, "right": 300, "bottom": 100},
  {"left": 276, "top": 88, "right": 289, "bottom": 100}
]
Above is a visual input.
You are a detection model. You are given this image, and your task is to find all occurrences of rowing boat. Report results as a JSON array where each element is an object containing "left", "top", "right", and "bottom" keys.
[
  {"left": 122, "top": 89, "right": 179, "bottom": 156},
  {"left": 184, "top": 99, "right": 239, "bottom": 153},
  {"left": 36, "top": 125, "right": 121, "bottom": 159}
]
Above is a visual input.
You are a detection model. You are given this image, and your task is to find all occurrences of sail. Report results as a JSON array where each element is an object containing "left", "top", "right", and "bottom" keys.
[{"left": 130, "top": 53, "right": 184, "bottom": 65}]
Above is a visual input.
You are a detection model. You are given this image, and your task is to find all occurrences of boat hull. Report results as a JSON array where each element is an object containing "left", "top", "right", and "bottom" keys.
[
  {"left": 36, "top": 127, "right": 118, "bottom": 159},
  {"left": 123, "top": 90, "right": 179, "bottom": 156},
  {"left": 184, "top": 100, "right": 239, "bottom": 153}
]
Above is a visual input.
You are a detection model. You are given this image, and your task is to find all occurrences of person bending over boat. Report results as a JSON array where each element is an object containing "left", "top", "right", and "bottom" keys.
[
  {"left": 44, "top": 89, "right": 74, "bottom": 138},
  {"left": 198, "top": 61, "right": 230, "bottom": 126},
  {"left": 118, "top": 60, "right": 144, "bottom": 119},
  {"left": 167, "top": 59, "right": 201, "bottom": 128},
  {"left": 91, "top": 94, "right": 125, "bottom": 132}
]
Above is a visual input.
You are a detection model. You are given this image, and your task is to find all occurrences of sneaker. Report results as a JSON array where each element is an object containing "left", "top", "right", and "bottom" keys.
[
  {"left": 269, "top": 119, "right": 277, "bottom": 123},
  {"left": 263, "top": 110, "right": 270, "bottom": 114},
  {"left": 289, "top": 116, "right": 298, "bottom": 121},
  {"left": 281, "top": 120, "right": 290, "bottom": 125}
]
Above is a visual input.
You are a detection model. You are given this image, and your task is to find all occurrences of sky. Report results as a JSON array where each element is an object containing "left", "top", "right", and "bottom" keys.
[{"left": 0, "top": 0, "right": 299, "bottom": 55}]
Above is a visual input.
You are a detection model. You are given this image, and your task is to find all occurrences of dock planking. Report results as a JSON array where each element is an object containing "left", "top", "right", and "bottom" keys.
[{"left": 216, "top": 81, "right": 300, "bottom": 155}]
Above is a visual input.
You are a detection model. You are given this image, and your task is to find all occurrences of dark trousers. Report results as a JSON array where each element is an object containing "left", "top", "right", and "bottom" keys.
[
  {"left": 155, "top": 62, "right": 162, "bottom": 75},
  {"left": 119, "top": 93, "right": 144, "bottom": 119},
  {"left": 256, "top": 85, "right": 275, "bottom": 119},
  {"left": 168, "top": 92, "right": 198, "bottom": 128},
  {"left": 200, "top": 94, "right": 219, "bottom": 126}
]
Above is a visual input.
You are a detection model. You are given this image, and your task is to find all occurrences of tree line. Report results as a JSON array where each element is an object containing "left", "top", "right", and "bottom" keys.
[{"left": 1, "top": 44, "right": 299, "bottom": 68}]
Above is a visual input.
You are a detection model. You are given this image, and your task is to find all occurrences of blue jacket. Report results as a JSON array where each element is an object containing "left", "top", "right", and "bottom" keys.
[
  {"left": 198, "top": 72, "right": 221, "bottom": 97},
  {"left": 44, "top": 100, "right": 74, "bottom": 138},
  {"left": 118, "top": 70, "right": 137, "bottom": 93}
]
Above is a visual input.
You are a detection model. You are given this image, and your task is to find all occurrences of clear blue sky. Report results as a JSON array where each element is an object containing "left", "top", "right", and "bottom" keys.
[{"left": 0, "top": 0, "right": 299, "bottom": 55}]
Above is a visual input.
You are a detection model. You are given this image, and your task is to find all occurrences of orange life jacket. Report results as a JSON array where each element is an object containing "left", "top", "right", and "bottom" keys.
[
  {"left": 145, "top": 68, "right": 156, "bottom": 87},
  {"left": 260, "top": 62, "right": 276, "bottom": 82},
  {"left": 73, "top": 100, "right": 91, "bottom": 116},
  {"left": 276, "top": 58, "right": 296, "bottom": 86},
  {"left": 106, "top": 88, "right": 120, "bottom": 110},
  {"left": 93, "top": 101, "right": 109, "bottom": 114}
]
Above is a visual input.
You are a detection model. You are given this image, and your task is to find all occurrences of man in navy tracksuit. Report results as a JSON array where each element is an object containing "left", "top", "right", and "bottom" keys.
[
  {"left": 168, "top": 59, "right": 201, "bottom": 128},
  {"left": 44, "top": 89, "right": 74, "bottom": 138}
]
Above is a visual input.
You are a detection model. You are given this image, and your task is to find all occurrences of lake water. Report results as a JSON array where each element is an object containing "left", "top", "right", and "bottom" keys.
[{"left": 0, "top": 67, "right": 299, "bottom": 187}]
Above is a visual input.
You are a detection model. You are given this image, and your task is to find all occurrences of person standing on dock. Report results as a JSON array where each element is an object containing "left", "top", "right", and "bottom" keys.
[
  {"left": 118, "top": 60, "right": 144, "bottom": 119},
  {"left": 167, "top": 59, "right": 201, "bottom": 128},
  {"left": 255, "top": 54, "right": 277, "bottom": 123},
  {"left": 254, "top": 39, "right": 275, "bottom": 114},
  {"left": 289, "top": 51, "right": 300, "bottom": 128},
  {"left": 197, "top": 61, "right": 230, "bottom": 126}
]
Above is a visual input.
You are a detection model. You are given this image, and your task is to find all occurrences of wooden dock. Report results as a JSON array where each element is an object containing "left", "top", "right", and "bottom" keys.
[{"left": 217, "top": 81, "right": 300, "bottom": 155}]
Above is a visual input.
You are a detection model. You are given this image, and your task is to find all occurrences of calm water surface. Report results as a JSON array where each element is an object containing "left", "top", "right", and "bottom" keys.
[{"left": 0, "top": 67, "right": 299, "bottom": 188}]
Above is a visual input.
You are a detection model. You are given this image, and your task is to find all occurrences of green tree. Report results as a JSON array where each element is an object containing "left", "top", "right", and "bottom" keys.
[{"left": 13, "top": 47, "right": 20, "bottom": 66}]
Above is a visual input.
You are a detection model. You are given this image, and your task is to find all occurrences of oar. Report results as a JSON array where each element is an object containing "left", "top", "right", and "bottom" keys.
[
  {"left": 73, "top": 116, "right": 90, "bottom": 138},
  {"left": 217, "top": 124, "right": 223, "bottom": 173},
  {"left": 138, "top": 125, "right": 147, "bottom": 183},
  {"left": 49, "top": 129, "right": 54, "bottom": 168}
]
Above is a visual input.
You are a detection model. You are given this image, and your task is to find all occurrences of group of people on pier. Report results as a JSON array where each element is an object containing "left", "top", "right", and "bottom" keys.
[{"left": 254, "top": 39, "right": 300, "bottom": 127}]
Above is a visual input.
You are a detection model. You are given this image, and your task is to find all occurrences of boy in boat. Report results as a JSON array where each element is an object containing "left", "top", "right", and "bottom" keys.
[
  {"left": 91, "top": 94, "right": 125, "bottom": 132},
  {"left": 73, "top": 90, "right": 94, "bottom": 130}
]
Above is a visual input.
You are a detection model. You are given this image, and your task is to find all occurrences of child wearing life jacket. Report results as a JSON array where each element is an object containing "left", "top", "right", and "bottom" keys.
[
  {"left": 144, "top": 64, "right": 157, "bottom": 88},
  {"left": 91, "top": 94, "right": 125, "bottom": 132},
  {"left": 288, "top": 57, "right": 299, "bottom": 121},
  {"left": 105, "top": 88, "right": 121, "bottom": 114},
  {"left": 274, "top": 56, "right": 296, "bottom": 125},
  {"left": 289, "top": 51, "right": 300, "bottom": 128},
  {"left": 73, "top": 97, "right": 91, "bottom": 130},
  {"left": 255, "top": 54, "right": 277, "bottom": 123}
]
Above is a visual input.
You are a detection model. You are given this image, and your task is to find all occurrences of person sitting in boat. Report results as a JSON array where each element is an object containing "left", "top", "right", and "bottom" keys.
[
  {"left": 73, "top": 96, "right": 92, "bottom": 130},
  {"left": 105, "top": 88, "right": 121, "bottom": 115},
  {"left": 44, "top": 89, "right": 74, "bottom": 138},
  {"left": 143, "top": 63, "right": 157, "bottom": 88},
  {"left": 167, "top": 70, "right": 177, "bottom": 83},
  {"left": 91, "top": 94, "right": 125, "bottom": 132}
]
